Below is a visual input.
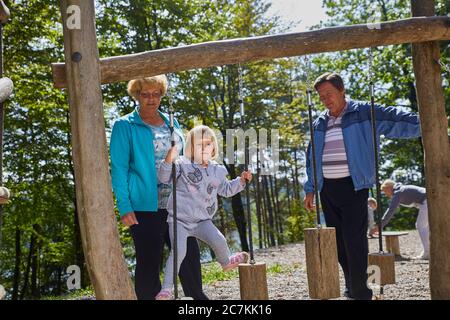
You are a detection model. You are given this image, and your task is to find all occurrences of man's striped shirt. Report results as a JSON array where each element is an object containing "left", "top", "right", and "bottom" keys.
[{"left": 322, "top": 105, "right": 350, "bottom": 179}]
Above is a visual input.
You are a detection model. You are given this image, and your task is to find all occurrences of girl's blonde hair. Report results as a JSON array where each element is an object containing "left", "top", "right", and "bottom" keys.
[
  {"left": 185, "top": 125, "right": 219, "bottom": 161},
  {"left": 127, "top": 75, "right": 168, "bottom": 101},
  {"left": 368, "top": 197, "right": 377, "bottom": 207}
]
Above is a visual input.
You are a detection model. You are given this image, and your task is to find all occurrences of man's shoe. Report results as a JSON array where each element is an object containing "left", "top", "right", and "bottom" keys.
[
  {"left": 344, "top": 288, "right": 354, "bottom": 299},
  {"left": 414, "top": 252, "right": 429, "bottom": 260}
]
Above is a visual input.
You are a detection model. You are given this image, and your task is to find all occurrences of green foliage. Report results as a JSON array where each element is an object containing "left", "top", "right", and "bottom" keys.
[
  {"left": 0, "top": 0, "right": 80, "bottom": 300},
  {"left": 1, "top": 0, "right": 446, "bottom": 300},
  {"left": 266, "top": 262, "right": 300, "bottom": 274},
  {"left": 41, "top": 287, "right": 95, "bottom": 300},
  {"left": 384, "top": 208, "right": 418, "bottom": 231},
  {"left": 285, "top": 199, "right": 316, "bottom": 242},
  {"left": 201, "top": 262, "right": 239, "bottom": 284}
]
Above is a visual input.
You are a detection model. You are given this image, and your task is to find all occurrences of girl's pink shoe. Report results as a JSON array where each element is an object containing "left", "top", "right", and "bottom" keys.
[
  {"left": 155, "top": 288, "right": 173, "bottom": 300},
  {"left": 222, "top": 252, "right": 249, "bottom": 271}
]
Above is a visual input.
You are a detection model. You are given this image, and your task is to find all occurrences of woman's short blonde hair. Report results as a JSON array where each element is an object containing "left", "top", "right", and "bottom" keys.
[
  {"left": 185, "top": 125, "right": 219, "bottom": 161},
  {"left": 127, "top": 75, "right": 168, "bottom": 101},
  {"left": 381, "top": 179, "right": 396, "bottom": 190}
]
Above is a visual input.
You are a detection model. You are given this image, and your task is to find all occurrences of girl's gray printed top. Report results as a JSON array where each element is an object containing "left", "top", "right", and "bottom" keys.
[
  {"left": 158, "top": 156, "right": 245, "bottom": 228},
  {"left": 146, "top": 122, "right": 183, "bottom": 209}
]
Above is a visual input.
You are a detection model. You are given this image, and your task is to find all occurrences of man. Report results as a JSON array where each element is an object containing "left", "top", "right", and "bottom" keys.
[
  {"left": 370, "top": 179, "right": 429, "bottom": 260},
  {"left": 303, "top": 72, "right": 421, "bottom": 300}
]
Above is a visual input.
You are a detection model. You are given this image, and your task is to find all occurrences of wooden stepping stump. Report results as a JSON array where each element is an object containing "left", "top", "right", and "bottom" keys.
[
  {"left": 368, "top": 252, "right": 396, "bottom": 285},
  {"left": 383, "top": 231, "right": 409, "bottom": 256},
  {"left": 238, "top": 262, "right": 269, "bottom": 300},
  {"left": 304, "top": 227, "right": 340, "bottom": 299}
]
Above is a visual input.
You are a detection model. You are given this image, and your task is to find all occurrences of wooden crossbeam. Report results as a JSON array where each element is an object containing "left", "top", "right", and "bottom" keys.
[
  {"left": 0, "top": 1, "right": 10, "bottom": 24},
  {"left": 51, "top": 16, "right": 450, "bottom": 88}
]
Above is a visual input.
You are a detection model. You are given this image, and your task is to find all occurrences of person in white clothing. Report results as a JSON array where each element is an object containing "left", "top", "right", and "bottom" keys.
[
  {"left": 367, "top": 197, "right": 377, "bottom": 238},
  {"left": 370, "top": 179, "right": 429, "bottom": 260}
]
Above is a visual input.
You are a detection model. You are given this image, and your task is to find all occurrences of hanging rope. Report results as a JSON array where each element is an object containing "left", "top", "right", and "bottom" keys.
[
  {"left": 368, "top": 48, "right": 385, "bottom": 254},
  {"left": 303, "top": 55, "right": 314, "bottom": 89},
  {"left": 303, "top": 55, "right": 321, "bottom": 228},
  {"left": 166, "top": 73, "right": 178, "bottom": 299},
  {"left": 238, "top": 64, "right": 255, "bottom": 264},
  {"left": 368, "top": 48, "right": 391, "bottom": 300}
]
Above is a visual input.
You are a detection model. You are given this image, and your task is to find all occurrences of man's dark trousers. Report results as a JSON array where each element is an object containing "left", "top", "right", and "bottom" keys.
[{"left": 320, "top": 176, "right": 373, "bottom": 300}]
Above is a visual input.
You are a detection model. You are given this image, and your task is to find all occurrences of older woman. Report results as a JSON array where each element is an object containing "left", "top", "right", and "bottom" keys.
[{"left": 110, "top": 75, "right": 208, "bottom": 300}]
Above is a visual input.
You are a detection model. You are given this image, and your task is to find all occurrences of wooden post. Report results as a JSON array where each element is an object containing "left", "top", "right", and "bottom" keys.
[
  {"left": 304, "top": 227, "right": 340, "bottom": 299},
  {"left": 411, "top": 0, "right": 450, "bottom": 299},
  {"left": 385, "top": 236, "right": 401, "bottom": 256},
  {"left": 59, "top": 0, "right": 135, "bottom": 299},
  {"left": 368, "top": 253, "right": 396, "bottom": 285},
  {"left": 238, "top": 263, "right": 269, "bottom": 300}
]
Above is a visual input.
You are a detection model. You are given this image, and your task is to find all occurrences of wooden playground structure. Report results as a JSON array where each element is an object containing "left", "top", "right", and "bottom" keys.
[{"left": 50, "top": 0, "right": 449, "bottom": 299}]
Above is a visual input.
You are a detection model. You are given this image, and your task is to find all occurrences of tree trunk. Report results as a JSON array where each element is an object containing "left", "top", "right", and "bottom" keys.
[
  {"left": 254, "top": 146, "right": 263, "bottom": 249},
  {"left": 268, "top": 175, "right": 281, "bottom": 245},
  {"left": 293, "top": 149, "right": 300, "bottom": 200},
  {"left": 30, "top": 241, "right": 39, "bottom": 299},
  {"left": 30, "top": 225, "right": 40, "bottom": 299},
  {"left": 252, "top": 172, "right": 263, "bottom": 249},
  {"left": 274, "top": 175, "right": 284, "bottom": 244},
  {"left": 56, "top": 266, "right": 62, "bottom": 296},
  {"left": 411, "top": 0, "right": 450, "bottom": 300},
  {"left": 285, "top": 161, "right": 292, "bottom": 217},
  {"left": 262, "top": 175, "right": 276, "bottom": 246},
  {"left": 11, "top": 227, "right": 21, "bottom": 300},
  {"left": 260, "top": 177, "right": 269, "bottom": 248},
  {"left": 20, "top": 231, "right": 36, "bottom": 300}
]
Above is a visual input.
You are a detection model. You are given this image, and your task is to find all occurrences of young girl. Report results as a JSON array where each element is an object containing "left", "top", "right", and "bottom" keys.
[
  {"left": 156, "top": 125, "right": 252, "bottom": 300},
  {"left": 367, "top": 197, "right": 378, "bottom": 238}
]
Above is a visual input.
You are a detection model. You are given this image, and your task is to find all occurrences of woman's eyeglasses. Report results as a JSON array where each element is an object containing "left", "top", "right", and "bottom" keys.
[{"left": 139, "top": 91, "right": 162, "bottom": 99}]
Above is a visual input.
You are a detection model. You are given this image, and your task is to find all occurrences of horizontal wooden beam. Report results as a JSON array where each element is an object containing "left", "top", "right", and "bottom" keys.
[
  {"left": 0, "top": 1, "right": 10, "bottom": 24},
  {"left": 52, "top": 16, "right": 450, "bottom": 88}
]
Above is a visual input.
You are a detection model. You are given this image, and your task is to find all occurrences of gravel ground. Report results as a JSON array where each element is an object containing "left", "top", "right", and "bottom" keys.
[{"left": 201, "top": 230, "right": 430, "bottom": 300}]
